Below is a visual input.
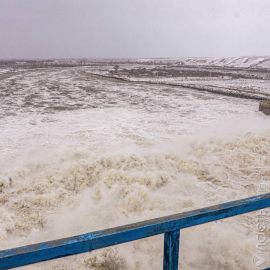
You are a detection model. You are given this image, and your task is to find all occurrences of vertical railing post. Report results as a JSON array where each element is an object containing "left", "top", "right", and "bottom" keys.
[{"left": 163, "top": 230, "right": 180, "bottom": 270}]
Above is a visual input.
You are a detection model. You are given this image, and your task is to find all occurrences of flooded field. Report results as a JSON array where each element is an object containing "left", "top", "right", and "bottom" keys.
[{"left": 0, "top": 63, "right": 270, "bottom": 269}]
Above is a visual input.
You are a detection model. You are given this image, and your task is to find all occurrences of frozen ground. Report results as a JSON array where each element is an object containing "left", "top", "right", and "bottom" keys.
[
  {"left": 85, "top": 56, "right": 270, "bottom": 100},
  {"left": 0, "top": 62, "right": 270, "bottom": 270}
]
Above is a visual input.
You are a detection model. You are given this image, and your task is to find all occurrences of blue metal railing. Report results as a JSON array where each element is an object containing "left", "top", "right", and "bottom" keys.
[{"left": 1, "top": 193, "right": 270, "bottom": 270}]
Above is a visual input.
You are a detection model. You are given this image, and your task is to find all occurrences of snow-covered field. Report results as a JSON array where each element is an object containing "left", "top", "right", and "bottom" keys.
[
  {"left": 0, "top": 63, "right": 270, "bottom": 269},
  {"left": 85, "top": 56, "right": 270, "bottom": 100}
]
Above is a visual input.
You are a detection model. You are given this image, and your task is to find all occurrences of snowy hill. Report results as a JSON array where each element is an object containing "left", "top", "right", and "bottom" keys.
[{"left": 136, "top": 56, "right": 270, "bottom": 69}]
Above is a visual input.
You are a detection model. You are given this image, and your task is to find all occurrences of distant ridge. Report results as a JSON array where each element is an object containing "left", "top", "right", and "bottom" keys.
[{"left": 136, "top": 56, "right": 270, "bottom": 69}]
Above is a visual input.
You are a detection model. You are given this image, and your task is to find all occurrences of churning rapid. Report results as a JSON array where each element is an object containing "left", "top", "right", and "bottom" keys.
[{"left": 0, "top": 67, "right": 270, "bottom": 270}]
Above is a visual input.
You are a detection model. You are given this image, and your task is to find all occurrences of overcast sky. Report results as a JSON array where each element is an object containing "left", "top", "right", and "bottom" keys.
[{"left": 0, "top": 0, "right": 270, "bottom": 59}]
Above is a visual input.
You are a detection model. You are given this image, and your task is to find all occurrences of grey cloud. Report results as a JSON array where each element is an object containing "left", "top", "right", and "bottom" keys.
[{"left": 0, "top": 0, "right": 269, "bottom": 59}]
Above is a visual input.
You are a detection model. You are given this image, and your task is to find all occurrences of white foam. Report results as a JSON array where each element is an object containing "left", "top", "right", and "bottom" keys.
[{"left": 0, "top": 69, "right": 269, "bottom": 269}]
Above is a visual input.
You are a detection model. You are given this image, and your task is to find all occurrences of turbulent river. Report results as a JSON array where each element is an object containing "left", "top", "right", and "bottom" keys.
[{"left": 0, "top": 67, "right": 270, "bottom": 269}]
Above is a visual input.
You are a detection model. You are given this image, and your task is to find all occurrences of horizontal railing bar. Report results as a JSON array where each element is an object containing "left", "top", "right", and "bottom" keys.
[{"left": 1, "top": 193, "right": 270, "bottom": 269}]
